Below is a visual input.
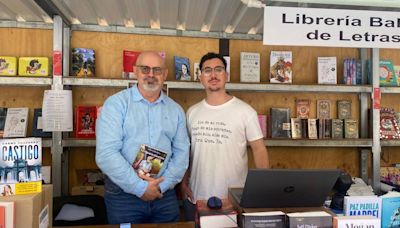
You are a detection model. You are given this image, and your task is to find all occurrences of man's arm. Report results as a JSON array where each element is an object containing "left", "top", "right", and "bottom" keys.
[{"left": 249, "top": 138, "right": 270, "bottom": 168}]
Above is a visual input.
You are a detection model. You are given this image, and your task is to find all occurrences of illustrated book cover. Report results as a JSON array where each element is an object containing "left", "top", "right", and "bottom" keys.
[
  {"left": 296, "top": 99, "right": 310, "bottom": 119},
  {"left": 0, "top": 57, "right": 17, "bottom": 76},
  {"left": 317, "top": 99, "right": 331, "bottom": 119},
  {"left": 379, "top": 59, "right": 397, "bottom": 87},
  {"left": 380, "top": 107, "right": 400, "bottom": 139},
  {"left": 308, "top": 118, "right": 318, "bottom": 139},
  {"left": 193, "top": 62, "right": 200, "bottom": 81},
  {"left": 331, "top": 119, "right": 344, "bottom": 139},
  {"left": 0, "top": 108, "right": 7, "bottom": 138},
  {"left": 75, "top": 106, "right": 97, "bottom": 138},
  {"left": 0, "top": 137, "right": 42, "bottom": 195},
  {"left": 240, "top": 52, "right": 260, "bottom": 83},
  {"left": 270, "top": 51, "right": 292, "bottom": 83},
  {"left": 318, "top": 56, "right": 337, "bottom": 84},
  {"left": 291, "top": 118, "right": 302, "bottom": 139},
  {"left": 344, "top": 119, "right": 359, "bottom": 139},
  {"left": 3, "top": 107, "right": 29, "bottom": 138},
  {"left": 18, "top": 57, "right": 49, "bottom": 76},
  {"left": 337, "top": 100, "right": 352, "bottom": 119},
  {"left": 122, "top": 50, "right": 140, "bottom": 79},
  {"left": 32, "top": 108, "right": 52, "bottom": 138},
  {"left": 174, "top": 56, "right": 191, "bottom": 81},
  {"left": 71, "top": 48, "right": 95, "bottom": 77},
  {"left": 271, "top": 108, "right": 291, "bottom": 138},
  {"left": 132, "top": 144, "right": 167, "bottom": 178},
  {"left": 381, "top": 191, "right": 400, "bottom": 228}
]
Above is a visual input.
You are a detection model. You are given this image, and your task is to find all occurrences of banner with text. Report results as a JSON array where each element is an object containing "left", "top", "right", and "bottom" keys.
[{"left": 263, "top": 6, "right": 400, "bottom": 49}]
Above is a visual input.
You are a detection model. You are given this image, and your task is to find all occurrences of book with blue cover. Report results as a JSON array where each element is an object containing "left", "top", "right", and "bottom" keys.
[
  {"left": 174, "top": 56, "right": 191, "bottom": 81},
  {"left": 381, "top": 191, "right": 400, "bottom": 227}
]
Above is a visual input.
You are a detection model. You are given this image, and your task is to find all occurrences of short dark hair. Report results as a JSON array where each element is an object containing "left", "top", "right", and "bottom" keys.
[{"left": 199, "top": 52, "right": 226, "bottom": 70}]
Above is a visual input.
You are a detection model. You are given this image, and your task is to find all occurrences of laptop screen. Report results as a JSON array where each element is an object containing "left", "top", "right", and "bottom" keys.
[{"left": 238, "top": 169, "right": 341, "bottom": 208}]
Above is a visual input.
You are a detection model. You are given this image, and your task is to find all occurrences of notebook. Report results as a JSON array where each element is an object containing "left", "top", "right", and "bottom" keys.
[{"left": 230, "top": 169, "right": 341, "bottom": 208}]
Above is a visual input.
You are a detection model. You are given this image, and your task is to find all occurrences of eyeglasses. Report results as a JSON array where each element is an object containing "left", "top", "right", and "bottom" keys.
[
  {"left": 136, "top": 65, "right": 164, "bottom": 76},
  {"left": 201, "top": 66, "right": 225, "bottom": 77}
]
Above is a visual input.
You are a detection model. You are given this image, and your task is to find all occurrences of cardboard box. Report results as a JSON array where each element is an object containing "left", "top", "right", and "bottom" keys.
[
  {"left": 18, "top": 57, "right": 49, "bottom": 76},
  {"left": 71, "top": 185, "right": 104, "bottom": 197},
  {"left": 0, "top": 56, "right": 17, "bottom": 75},
  {"left": 0, "top": 184, "right": 53, "bottom": 228}
]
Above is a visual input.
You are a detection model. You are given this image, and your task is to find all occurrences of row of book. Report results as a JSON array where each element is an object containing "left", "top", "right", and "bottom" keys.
[
  {"left": 0, "top": 106, "right": 100, "bottom": 139},
  {"left": 0, "top": 57, "right": 49, "bottom": 76}
]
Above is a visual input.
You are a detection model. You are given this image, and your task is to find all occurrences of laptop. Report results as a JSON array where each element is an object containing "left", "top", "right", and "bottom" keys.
[{"left": 230, "top": 169, "right": 341, "bottom": 208}]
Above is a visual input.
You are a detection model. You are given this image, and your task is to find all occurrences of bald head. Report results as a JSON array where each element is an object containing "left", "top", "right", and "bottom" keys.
[{"left": 136, "top": 51, "right": 165, "bottom": 68}]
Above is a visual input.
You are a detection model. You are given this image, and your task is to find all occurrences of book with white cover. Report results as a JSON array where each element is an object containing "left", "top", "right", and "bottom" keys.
[
  {"left": 318, "top": 57, "right": 337, "bottom": 84},
  {"left": 343, "top": 195, "right": 381, "bottom": 218},
  {"left": 3, "top": 107, "right": 29, "bottom": 138},
  {"left": 240, "top": 52, "right": 260, "bottom": 83},
  {"left": 333, "top": 216, "right": 380, "bottom": 228}
]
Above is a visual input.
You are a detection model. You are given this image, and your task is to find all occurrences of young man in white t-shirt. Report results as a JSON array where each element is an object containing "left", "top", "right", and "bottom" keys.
[{"left": 181, "top": 52, "right": 270, "bottom": 220}]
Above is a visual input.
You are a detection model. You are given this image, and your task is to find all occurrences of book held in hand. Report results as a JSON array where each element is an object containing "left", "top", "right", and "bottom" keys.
[
  {"left": 270, "top": 51, "right": 292, "bottom": 83},
  {"left": 132, "top": 144, "right": 167, "bottom": 178}
]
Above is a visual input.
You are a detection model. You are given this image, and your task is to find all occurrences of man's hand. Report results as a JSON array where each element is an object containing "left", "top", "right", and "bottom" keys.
[
  {"left": 180, "top": 178, "right": 194, "bottom": 201},
  {"left": 140, "top": 175, "right": 164, "bottom": 201}
]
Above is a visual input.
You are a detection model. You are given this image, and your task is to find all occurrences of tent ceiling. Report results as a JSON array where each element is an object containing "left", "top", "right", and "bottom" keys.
[{"left": 0, "top": 0, "right": 399, "bottom": 36}]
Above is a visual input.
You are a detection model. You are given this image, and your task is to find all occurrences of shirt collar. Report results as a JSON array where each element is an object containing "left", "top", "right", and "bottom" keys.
[{"left": 132, "top": 84, "right": 165, "bottom": 104}]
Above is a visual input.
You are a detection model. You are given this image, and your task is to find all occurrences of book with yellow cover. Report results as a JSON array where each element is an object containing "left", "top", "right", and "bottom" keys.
[
  {"left": 0, "top": 57, "right": 17, "bottom": 76},
  {"left": 18, "top": 57, "right": 49, "bottom": 76}
]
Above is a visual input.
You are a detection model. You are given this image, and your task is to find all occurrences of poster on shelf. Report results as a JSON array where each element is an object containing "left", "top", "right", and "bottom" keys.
[{"left": 42, "top": 90, "right": 73, "bottom": 132}]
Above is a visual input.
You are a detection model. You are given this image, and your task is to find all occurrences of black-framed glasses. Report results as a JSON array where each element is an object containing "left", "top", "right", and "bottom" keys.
[
  {"left": 136, "top": 65, "right": 164, "bottom": 76},
  {"left": 201, "top": 66, "right": 225, "bottom": 77}
]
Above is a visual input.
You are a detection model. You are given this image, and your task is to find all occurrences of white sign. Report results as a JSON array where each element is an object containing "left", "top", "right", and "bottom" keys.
[
  {"left": 263, "top": 6, "right": 400, "bottom": 49},
  {"left": 42, "top": 90, "right": 73, "bottom": 132}
]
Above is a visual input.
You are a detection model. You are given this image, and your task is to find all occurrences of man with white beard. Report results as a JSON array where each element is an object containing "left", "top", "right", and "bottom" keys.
[{"left": 96, "top": 51, "right": 189, "bottom": 224}]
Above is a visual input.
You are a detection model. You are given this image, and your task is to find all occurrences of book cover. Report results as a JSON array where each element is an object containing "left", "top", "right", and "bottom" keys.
[
  {"left": 379, "top": 59, "right": 397, "bottom": 87},
  {"left": 318, "top": 56, "right": 337, "bottom": 84},
  {"left": 132, "top": 144, "right": 167, "bottom": 178},
  {"left": 71, "top": 48, "right": 95, "bottom": 77},
  {"left": 258, "top": 115, "right": 267, "bottom": 139},
  {"left": 317, "top": 99, "right": 331, "bottom": 119},
  {"left": 344, "top": 119, "right": 359, "bottom": 139},
  {"left": 296, "top": 99, "right": 310, "bottom": 119},
  {"left": 242, "top": 211, "right": 286, "bottom": 228},
  {"left": 240, "top": 52, "right": 260, "bottom": 83},
  {"left": 333, "top": 216, "right": 380, "bottom": 228},
  {"left": 32, "top": 108, "right": 52, "bottom": 138},
  {"left": 301, "top": 119, "right": 308, "bottom": 139},
  {"left": 0, "top": 57, "right": 17, "bottom": 76},
  {"left": 193, "top": 62, "right": 200, "bottom": 81},
  {"left": 3, "top": 107, "right": 29, "bottom": 138},
  {"left": 395, "top": 65, "right": 400, "bottom": 86},
  {"left": 122, "top": 50, "right": 141, "bottom": 79},
  {"left": 270, "top": 108, "right": 291, "bottom": 138},
  {"left": 18, "top": 57, "right": 49, "bottom": 76},
  {"left": 270, "top": 51, "right": 292, "bottom": 84},
  {"left": 0, "top": 108, "right": 7, "bottom": 138},
  {"left": 331, "top": 119, "right": 344, "bottom": 139},
  {"left": 337, "top": 100, "right": 352, "bottom": 119},
  {"left": 308, "top": 118, "right": 318, "bottom": 139},
  {"left": 0, "top": 201, "right": 15, "bottom": 228},
  {"left": 381, "top": 191, "right": 400, "bottom": 227},
  {"left": 287, "top": 211, "right": 332, "bottom": 228},
  {"left": 75, "top": 106, "right": 97, "bottom": 138},
  {"left": 380, "top": 108, "right": 400, "bottom": 139},
  {"left": 318, "top": 119, "right": 332, "bottom": 139},
  {"left": 0, "top": 137, "right": 42, "bottom": 195},
  {"left": 343, "top": 196, "right": 381, "bottom": 218},
  {"left": 174, "top": 56, "right": 191, "bottom": 81},
  {"left": 291, "top": 118, "right": 302, "bottom": 139},
  {"left": 196, "top": 199, "right": 237, "bottom": 228},
  {"left": 223, "top": 56, "right": 231, "bottom": 82}
]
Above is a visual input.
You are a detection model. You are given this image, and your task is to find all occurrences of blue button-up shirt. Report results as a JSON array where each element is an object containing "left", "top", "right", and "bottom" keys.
[{"left": 96, "top": 85, "right": 189, "bottom": 197}]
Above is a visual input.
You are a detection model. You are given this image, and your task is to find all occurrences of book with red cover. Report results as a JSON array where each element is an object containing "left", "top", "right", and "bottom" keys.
[
  {"left": 75, "top": 106, "right": 97, "bottom": 138},
  {"left": 380, "top": 107, "right": 400, "bottom": 139},
  {"left": 0, "top": 201, "right": 15, "bottom": 228},
  {"left": 0, "top": 206, "right": 4, "bottom": 228},
  {"left": 296, "top": 99, "right": 310, "bottom": 119},
  {"left": 122, "top": 50, "right": 141, "bottom": 79}
]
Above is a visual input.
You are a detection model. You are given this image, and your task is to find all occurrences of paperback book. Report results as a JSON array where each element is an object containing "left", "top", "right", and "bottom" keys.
[
  {"left": 318, "top": 57, "right": 337, "bottom": 84},
  {"left": 379, "top": 59, "right": 397, "bottom": 87},
  {"left": 287, "top": 211, "right": 332, "bottom": 228},
  {"left": 75, "top": 106, "right": 97, "bottom": 138},
  {"left": 122, "top": 50, "right": 141, "bottom": 79},
  {"left": 344, "top": 119, "right": 359, "bottom": 139},
  {"left": 3, "top": 107, "right": 29, "bottom": 138},
  {"left": 0, "top": 201, "right": 15, "bottom": 228},
  {"left": 0, "top": 137, "right": 42, "bottom": 195},
  {"left": 132, "top": 144, "right": 167, "bottom": 178},
  {"left": 317, "top": 99, "right": 331, "bottom": 119},
  {"left": 296, "top": 99, "right": 310, "bottom": 119},
  {"left": 0, "top": 57, "right": 17, "bottom": 76},
  {"left": 242, "top": 211, "right": 286, "bottom": 228},
  {"left": 270, "top": 51, "right": 292, "bottom": 83},
  {"left": 270, "top": 108, "right": 291, "bottom": 138},
  {"left": 380, "top": 107, "right": 400, "bottom": 139},
  {"left": 333, "top": 216, "right": 380, "bottom": 228},
  {"left": 71, "top": 48, "right": 95, "bottom": 77},
  {"left": 337, "top": 100, "right": 352, "bottom": 120},
  {"left": 0, "top": 108, "right": 7, "bottom": 138},
  {"left": 193, "top": 62, "right": 200, "bottom": 81},
  {"left": 18, "top": 57, "right": 49, "bottom": 76},
  {"left": 343, "top": 195, "right": 381, "bottom": 218},
  {"left": 174, "top": 56, "right": 191, "bottom": 81},
  {"left": 240, "top": 52, "right": 260, "bottom": 83},
  {"left": 381, "top": 191, "right": 400, "bottom": 228}
]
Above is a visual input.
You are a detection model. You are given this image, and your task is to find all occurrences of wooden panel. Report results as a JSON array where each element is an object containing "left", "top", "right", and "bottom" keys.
[{"left": 68, "top": 148, "right": 98, "bottom": 194}]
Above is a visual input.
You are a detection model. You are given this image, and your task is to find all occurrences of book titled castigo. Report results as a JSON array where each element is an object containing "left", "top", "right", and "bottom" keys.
[{"left": 0, "top": 137, "right": 42, "bottom": 196}]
